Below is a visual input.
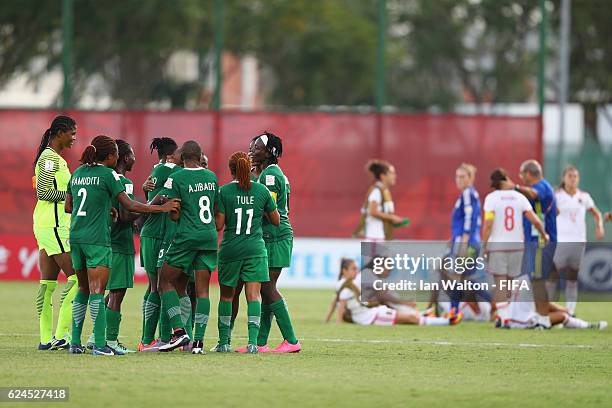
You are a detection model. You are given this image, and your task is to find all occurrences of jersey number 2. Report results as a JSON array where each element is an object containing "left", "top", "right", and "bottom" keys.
[
  {"left": 235, "top": 208, "right": 253, "bottom": 235},
  {"left": 76, "top": 188, "right": 87, "bottom": 217}
]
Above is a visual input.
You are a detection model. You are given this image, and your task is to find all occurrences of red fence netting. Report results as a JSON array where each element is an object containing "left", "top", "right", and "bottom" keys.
[{"left": 0, "top": 109, "right": 540, "bottom": 242}]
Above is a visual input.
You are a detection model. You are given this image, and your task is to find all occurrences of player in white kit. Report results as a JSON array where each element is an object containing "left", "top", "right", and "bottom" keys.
[
  {"left": 501, "top": 274, "right": 606, "bottom": 330},
  {"left": 326, "top": 259, "right": 462, "bottom": 326},
  {"left": 481, "top": 169, "right": 547, "bottom": 322},
  {"left": 551, "top": 165, "right": 605, "bottom": 315}
]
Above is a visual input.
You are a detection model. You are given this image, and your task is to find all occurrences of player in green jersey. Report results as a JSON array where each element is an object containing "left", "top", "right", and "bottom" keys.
[
  {"left": 155, "top": 141, "right": 219, "bottom": 353},
  {"left": 138, "top": 137, "right": 180, "bottom": 351},
  {"left": 105, "top": 140, "right": 139, "bottom": 354},
  {"left": 66, "top": 135, "right": 180, "bottom": 356},
  {"left": 33, "top": 115, "right": 79, "bottom": 351},
  {"left": 244, "top": 132, "right": 300, "bottom": 353},
  {"left": 212, "top": 151, "right": 280, "bottom": 354}
]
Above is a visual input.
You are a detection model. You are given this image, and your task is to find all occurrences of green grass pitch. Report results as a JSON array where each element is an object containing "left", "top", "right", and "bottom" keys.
[{"left": 1, "top": 281, "right": 611, "bottom": 407}]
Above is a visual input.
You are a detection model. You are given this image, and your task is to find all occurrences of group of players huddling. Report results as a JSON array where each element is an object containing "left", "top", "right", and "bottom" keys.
[
  {"left": 332, "top": 159, "right": 609, "bottom": 330},
  {"left": 33, "top": 115, "right": 300, "bottom": 356}
]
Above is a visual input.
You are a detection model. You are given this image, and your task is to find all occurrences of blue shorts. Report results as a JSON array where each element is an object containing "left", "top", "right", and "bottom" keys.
[{"left": 522, "top": 241, "right": 557, "bottom": 280}]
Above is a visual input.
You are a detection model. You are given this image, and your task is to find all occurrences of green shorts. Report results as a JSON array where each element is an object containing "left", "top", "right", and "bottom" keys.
[
  {"left": 34, "top": 226, "right": 70, "bottom": 256},
  {"left": 165, "top": 244, "right": 217, "bottom": 274},
  {"left": 140, "top": 236, "right": 163, "bottom": 278},
  {"left": 71, "top": 243, "right": 111, "bottom": 271},
  {"left": 107, "top": 252, "right": 135, "bottom": 290},
  {"left": 265, "top": 238, "right": 293, "bottom": 269},
  {"left": 218, "top": 257, "right": 269, "bottom": 288}
]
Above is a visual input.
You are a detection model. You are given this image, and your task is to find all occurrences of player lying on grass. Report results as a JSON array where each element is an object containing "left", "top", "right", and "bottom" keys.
[
  {"left": 326, "top": 258, "right": 462, "bottom": 326},
  {"left": 212, "top": 151, "right": 280, "bottom": 353},
  {"left": 499, "top": 276, "right": 607, "bottom": 330},
  {"left": 156, "top": 141, "right": 219, "bottom": 353},
  {"left": 66, "top": 135, "right": 179, "bottom": 356}
]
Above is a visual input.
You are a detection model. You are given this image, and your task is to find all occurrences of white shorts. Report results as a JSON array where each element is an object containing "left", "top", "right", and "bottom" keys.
[
  {"left": 387, "top": 303, "right": 419, "bottom": 315},
  {"left": 371, "top": 306, "right": 397, "bottom": 326},
  {"left": 554, "top": 243, "right": 585, "bottom": 270},
  {"left": 487, "top": 251, "right": 523, "bottom": 278}
]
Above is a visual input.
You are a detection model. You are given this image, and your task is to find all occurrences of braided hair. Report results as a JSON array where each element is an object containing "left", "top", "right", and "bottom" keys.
[
  {"left": 251, "top": 131, "right": 283, "bottom": 164},
  {"left": 229, "top": 151, "right": 252, "bottom": 191},
  {"left": 80, "top": 135, "right": 117, "bottom": 165},
  {"left": 150, "top": 137, "right": 178, "bottom": 160},
  {"left": 115, "top": 139, "right": 134, "bottom": 169},
  {"left": 33, "top": 115, "right": 76, "bottom": 167}
]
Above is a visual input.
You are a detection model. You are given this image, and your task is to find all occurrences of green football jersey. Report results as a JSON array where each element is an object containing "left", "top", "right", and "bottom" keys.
[
  {"left": 110, "top": 174, "right": 135, "bottom": 255},
  {"left": 33, "top": 147, "right": 72, "bottom": 229},
  {"left": 258, "top": 164, "right": 293, "bottom": 242},
  {"left": 67, "top": 164, "right": 126, "bottom": 246},
  {"left": 218, "top": 181, "right": 277, "bottom": 263},
  {"left": 162, "top": 167, "right": 219, "bottom": 250},
  {"left": 140, "top": 162, "right": 180, "bottom": 238}
]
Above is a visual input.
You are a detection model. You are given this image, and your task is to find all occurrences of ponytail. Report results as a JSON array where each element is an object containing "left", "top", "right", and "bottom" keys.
[
  {"left": 34, "top": 129, "right": 53, "bottom": 167},
  {"left": 80, "top": 145, "right": 97, "bottom": 165},
  {"left": 79, "top": 135, "right": 117, "bottom": 165},
  {"left": 229, "top": 151, "right": 252, "bottom": 191},
  {"left": 33, "top": 115, "right": 76, "bottom": 167}
]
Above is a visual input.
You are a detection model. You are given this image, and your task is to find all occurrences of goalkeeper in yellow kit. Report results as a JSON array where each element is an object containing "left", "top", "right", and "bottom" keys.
[{"left": 32, "top": 116, "right": 79, "bottom": 350}]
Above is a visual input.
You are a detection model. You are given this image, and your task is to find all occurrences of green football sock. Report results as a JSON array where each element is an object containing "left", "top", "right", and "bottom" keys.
[
  {"left": 217, "top": 301, "right": 232, "bottom": 346},
  {"left": 105, "top": 308, "right": 121, "bottom": 342},
  {"left": 159, "top": 297, "right": 172, "bottom": 342},
  {"left": 270, "top": 298, "right": 298, "bottom": 345},
  {"left": 37, "top": 280, "right": 57, "bottom": 344},
  {"left": 194, "top": 297, "right": 210, "bottom": 341},
  {"left": 140, "top": 288, "right": 150, "bottom": 342},
  {"left": 161, "top": 290, "right": 183, "bottom": 331},
  {"left": 71, "top": 291, "right": 88, "bottom": 346},
  {"left": 55, "top": 275, "right": 78, "bottom": 341},
  {"left": 247, "top": 301, "right": 261, "bottom": 346},
  {"left": 142, "top": 291, "right": 160, "bottom": 344},
  {"left": 228, "top": 319, "right": 235, "bottom": 345},
  {"left": 179, "top": 296, "right": 193, "bottom": 340},
  {"left": 89, "top": 294, "right": 107, "bottom": 348},
  {"left": 256, "top": 303, "right": 273, "bottom": 347}
]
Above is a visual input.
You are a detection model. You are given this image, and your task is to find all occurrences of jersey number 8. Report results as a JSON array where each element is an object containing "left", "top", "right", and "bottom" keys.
[{"left": 199, "top": 196, "right": 212, "bottom": 223}]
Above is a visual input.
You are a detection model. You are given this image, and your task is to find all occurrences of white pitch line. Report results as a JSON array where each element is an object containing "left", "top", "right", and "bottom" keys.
[
  {"left": 0, "top": 334, "right": 598, "bottom": 350},
  {"left": 295, "top": 337, "right": 596, "bottom": 349}
]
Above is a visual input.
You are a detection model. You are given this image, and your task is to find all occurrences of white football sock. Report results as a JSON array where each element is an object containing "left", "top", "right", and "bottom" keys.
[
  {"left": 563, "top": 315, "right": 589, "bottom": 329},
  {"left": 419, "top": 316, "right": 449, "bottom": 326},
  {"left": 565, "top": 280, "right": 578, "bottom": 315}
]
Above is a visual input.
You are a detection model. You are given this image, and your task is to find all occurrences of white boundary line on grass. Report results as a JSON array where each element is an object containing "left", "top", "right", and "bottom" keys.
[
  {"left": 297, "top": 337, "right": 596, "bottom": 349},
  {"left": 3, "top": 334, "right": 597, "bottom": 350}
]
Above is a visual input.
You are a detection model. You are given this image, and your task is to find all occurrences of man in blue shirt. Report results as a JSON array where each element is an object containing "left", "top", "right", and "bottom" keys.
[{"left": 502, "top": 160, "right": 554, "bottom": 329}]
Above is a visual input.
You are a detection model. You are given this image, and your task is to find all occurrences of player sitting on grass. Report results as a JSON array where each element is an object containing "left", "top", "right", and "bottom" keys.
[
  {"left": 156, "top": 141, "right": 219, "bottom": 353},
  {"left": 326, "top": 258, "right": 462, "bottom": 326}
]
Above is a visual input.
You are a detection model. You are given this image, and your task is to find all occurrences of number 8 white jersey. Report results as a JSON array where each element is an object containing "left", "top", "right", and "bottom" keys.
[{"left": 483, "top": 190, "right": 532, "bottom": 249}]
